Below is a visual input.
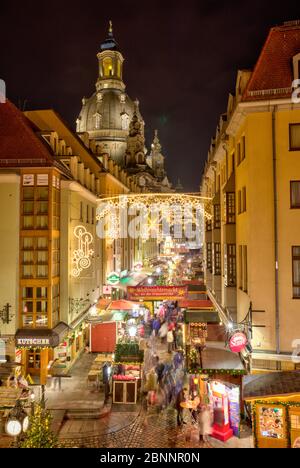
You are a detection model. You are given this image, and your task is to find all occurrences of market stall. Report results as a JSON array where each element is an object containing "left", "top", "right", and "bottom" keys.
[
  {"left": 112, "top": 342, "right": 143, "bottom": 405},
  {"left": 113, "top": 363, "right": 142, "bottom": 405},
  {"left": 188, "top": 372, "right": 244, "bottom": 442},
  {"left": 244, "top": 371, "right": 300, "bottom": 449}
]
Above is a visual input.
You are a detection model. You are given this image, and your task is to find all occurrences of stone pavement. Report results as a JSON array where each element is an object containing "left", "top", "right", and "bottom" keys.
[
  {"left": 46, "top": 353, "right": 104, "bottom": 411},
  {"left": 58, "top": 338, "right": 253, "bottom": 449}
]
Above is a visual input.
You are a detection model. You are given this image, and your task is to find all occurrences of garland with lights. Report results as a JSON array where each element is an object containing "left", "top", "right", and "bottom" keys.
[
  {"left": 20, "top": 404, "right": 58, "bottom": 449},
  {"left": 114, "top": 343, "right": 144, "bottom": 363},
  {"left": 188, "top": 368, "right": 247, "bottom": 376}
]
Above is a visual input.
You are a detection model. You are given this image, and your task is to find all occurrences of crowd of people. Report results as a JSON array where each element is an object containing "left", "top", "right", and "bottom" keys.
[{"left": 140, "top": 300, "right": 213, "bottom": 445}]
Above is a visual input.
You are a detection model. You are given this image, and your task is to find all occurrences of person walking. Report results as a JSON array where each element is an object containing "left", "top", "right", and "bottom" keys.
[
  {"left": 159, "top": 321, "right": 168, "bottom": 344},
  {"left": 176, "top": 325, "right": 184, "bottom": 350},
  {"left": 152, "top": 317, "right": 161, "bottom": 337},
  {"left": 167, "top": 329, "right": 174, "bottom": 354},
  {"left": 198, "top": 405, "right": 213, "bottom": 446},
  {"left": 154, "top": 356, "right": 165, "bottom": 386}
]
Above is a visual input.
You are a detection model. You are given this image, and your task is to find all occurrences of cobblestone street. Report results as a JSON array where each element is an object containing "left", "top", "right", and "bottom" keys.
[{"left": 57, "top": 339, "right": 253, "bottom": 449}]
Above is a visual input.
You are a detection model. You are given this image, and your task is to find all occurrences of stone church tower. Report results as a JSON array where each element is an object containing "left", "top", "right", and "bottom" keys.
[
  {"left": 124, "top": 104, "right": 147, "bottom": 168},
  {"left": 147, "top": 130, "right": 166, "bottom": 180},
  {"left": 76, "top": 22, "right": 144, "bottom": 166}
]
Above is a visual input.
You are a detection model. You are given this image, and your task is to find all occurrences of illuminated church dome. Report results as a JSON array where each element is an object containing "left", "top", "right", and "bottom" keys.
[{"left": 76, "top": 22, "right": 144, "bottom": 166}]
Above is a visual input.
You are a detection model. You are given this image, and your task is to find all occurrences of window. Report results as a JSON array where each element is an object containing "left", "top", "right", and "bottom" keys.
[
  {"left": 80, "top": 202, "right": 83, "bottom": 222},
  {"left": 290, "top": 414, "right": 300, "bottom": 430},
  {"left": 243, "top": 245, "right": 248, "bottom": 292},
  {"left": 214, "top": 204, "right": 221, "bottom": 229},
  {"left": 292, "top": 246, "right": 300, "bottom": 299},
  {"left": 291, "top": 181, "right": 300, "bottom": 208},
  {"left": 22, "top": 301, "right": 34, "bottom": 313},
  {"left": 206, "top": 220, "right": 212, "bottom": 232},
  {"left": 103, "top": 57, "right": 113, "bottom": 77},
  {"left": 239, "top": 245, "right": 243, "bottom": 290},
  {"left": 92, "top": 207, "right": 95, "bottom": 225},
  {"left": 206, "top": 243, "right": 212, "bottom": 272},
  {"left": 242, "top": 187, "right": 247, "bottom": 212},
  {"left": 214, "top": 243, "right": 221, "bottom": 276},
  {"left": 87, "top": 205, "right": 90, "bottom": 224},
  {"left": 36, "top": 287, "right": 47, "bottom": 299},
  {"left": 290, "top": 124, "right": 300, "bottom": 151},
  {"left": 237, "top": 142, "right": 241, "bottom": 165},
  {"left": 224, "top": 244, "right": 236, "bottom": 287},
  {"left": 22, "top": 287, "right": 33, "bottom": 299},
  {"left": 232, "top": 153, "right": 235, "bottom": 174},
  {"left": 224, "top": 193, "right": 236, "bottom": 224},
  {"left": 238, "top": 188, "right": 247, "bottom": 214},
  {"left": 94, "top": 113, "right": 102, "bottom": 130},
  {"left": 241, "top": 136, "right": 246, "bottom": 162},
  {"left": 121, "top": 113, "right": 130, "bottom": 131},
  {"left": 28, "top": 351, "right": 41, "bottom": 370}
]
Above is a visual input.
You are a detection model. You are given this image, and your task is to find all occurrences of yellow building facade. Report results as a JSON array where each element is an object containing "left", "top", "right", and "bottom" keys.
[{"left": 201, "top": 21, "right": 300, "bottom": 372}]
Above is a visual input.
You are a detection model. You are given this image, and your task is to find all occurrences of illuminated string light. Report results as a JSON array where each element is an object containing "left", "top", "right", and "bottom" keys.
[{"left": 72, "top": 226, "right": 94, "bottom": 278}]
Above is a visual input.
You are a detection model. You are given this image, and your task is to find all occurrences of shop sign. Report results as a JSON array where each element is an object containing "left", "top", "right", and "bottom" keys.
[
  {"left": 16, "top": 338, "right": 51, "bottom": 348},
  {"left": 229, "top": 332, "right": 248, "bottom": 353},
  {"left": 120, "top": 270, "right": 128, "bottom": 279},
  {"left": 107, "top": 272, "right": 120, "bottom": 286},
  {"left": 23, "top": 174, "right": 34, "bottom": 186},
  {"left": 127, "top": 286, "right": 188, "bottom": 301}
]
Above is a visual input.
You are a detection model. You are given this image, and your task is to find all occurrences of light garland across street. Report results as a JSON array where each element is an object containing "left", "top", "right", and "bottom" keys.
[{"left": 96, "top": 193, "right": 212, "bottom": 241}]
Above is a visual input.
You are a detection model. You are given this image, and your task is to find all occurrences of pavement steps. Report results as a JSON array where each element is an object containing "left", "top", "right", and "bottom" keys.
[{"left": 65, "top": 409, "right": 102, "bottom": 420}]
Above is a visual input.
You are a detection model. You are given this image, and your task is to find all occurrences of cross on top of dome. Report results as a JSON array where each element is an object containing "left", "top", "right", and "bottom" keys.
[{"left": 101, "top": 20, "right": 119, "bottom": 52}]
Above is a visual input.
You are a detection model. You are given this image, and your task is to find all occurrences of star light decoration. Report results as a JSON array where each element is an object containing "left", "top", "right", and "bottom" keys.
[
  {"left": 96, "top": 193, "right": 212, "bottom": 241},
  {"left": 72, "top": 226, "right": 94, "bottom": 278}
]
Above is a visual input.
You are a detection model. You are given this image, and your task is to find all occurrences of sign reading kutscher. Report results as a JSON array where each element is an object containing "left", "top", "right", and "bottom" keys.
[
  {"left": 16, "top": 338, "right": 51, "bottom": 348},
  {"left": 127, "top": 286, "right": 188, "bottom": 301}
]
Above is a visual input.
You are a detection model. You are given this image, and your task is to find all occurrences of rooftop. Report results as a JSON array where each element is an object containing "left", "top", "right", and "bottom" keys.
[
  {"left": 0, "top": 100, "right": 53, "bottom": 166},
  {"left": 243, "top": 21, "right": 300, "bottom": 101}
]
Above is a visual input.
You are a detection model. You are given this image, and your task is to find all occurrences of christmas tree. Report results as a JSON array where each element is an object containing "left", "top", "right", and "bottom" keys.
[{"left": 21, "top": 404, "right": 58, "bottom": 448}]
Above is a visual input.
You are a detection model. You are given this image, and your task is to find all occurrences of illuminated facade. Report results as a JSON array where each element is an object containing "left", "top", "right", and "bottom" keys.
[
  {"left": 201, "top": 21, "right": 300, "bottom": 372},
  {"left": 76, "top": 23, "right": 173, "bottom": 193}
]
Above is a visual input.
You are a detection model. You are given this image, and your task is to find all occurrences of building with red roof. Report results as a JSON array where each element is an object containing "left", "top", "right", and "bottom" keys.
[{"left": 201, "top": 20, "right": 300, "bottom": 374}]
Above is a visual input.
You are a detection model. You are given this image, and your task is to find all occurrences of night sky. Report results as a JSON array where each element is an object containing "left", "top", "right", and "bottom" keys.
[{"left": 1, "top": 0, "right": 300, "bottom": 191}]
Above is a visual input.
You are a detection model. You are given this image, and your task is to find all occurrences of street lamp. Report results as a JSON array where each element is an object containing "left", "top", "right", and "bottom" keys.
[{"left": 5, "top": 400, "right": 29, "bottom": 438}]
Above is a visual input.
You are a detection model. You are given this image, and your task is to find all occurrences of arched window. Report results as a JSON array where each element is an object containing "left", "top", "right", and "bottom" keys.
[
  {"left": 103, "top": 57, "right": 114, "bottom": 77},
  {"left": 94, "top": 113, "right": 102, "bottom": 130},
  {"left": 117, "top": 60, "right": 121, "bottom": 79},
  {"left": 121, "top": 113, "right": 130, "bottom": 131}
]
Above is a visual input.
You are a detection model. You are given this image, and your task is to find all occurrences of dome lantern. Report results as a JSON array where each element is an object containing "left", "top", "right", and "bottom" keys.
[{"left": 97, "top": 21, "right": 125, "bottom": 92}]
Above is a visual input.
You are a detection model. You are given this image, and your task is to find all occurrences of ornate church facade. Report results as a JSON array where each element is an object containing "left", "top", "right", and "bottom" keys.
[{"left": 76, "top": 23, "right": 173, "bottom": 193}]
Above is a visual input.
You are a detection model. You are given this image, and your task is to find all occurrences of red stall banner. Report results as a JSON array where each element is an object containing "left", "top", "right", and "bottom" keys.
[{"left": 127, "top": 286, "right": 188, "bottom": 301}]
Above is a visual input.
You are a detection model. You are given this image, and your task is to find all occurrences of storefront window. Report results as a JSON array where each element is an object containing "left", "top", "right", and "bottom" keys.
[
  {"left": 36, "top": 301, "right": 48, "bottom": 313},
  {"left": 291, "top": 414, "right": 300, "bottom": 429},
  {"left": 259, "top": 406, "right": 285, "bottom": 439},
  {"left": 22, "top": 287, "right": 33, "bottom": 299},
  {"left": 36, "top": 287, "right": 48, "bottom": 299},
  {"left": 28, "top": 350, "right": 41, "bottom": 370},
  {"left": 22, "top": 301, "right": 33, "bottom": 313}
]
